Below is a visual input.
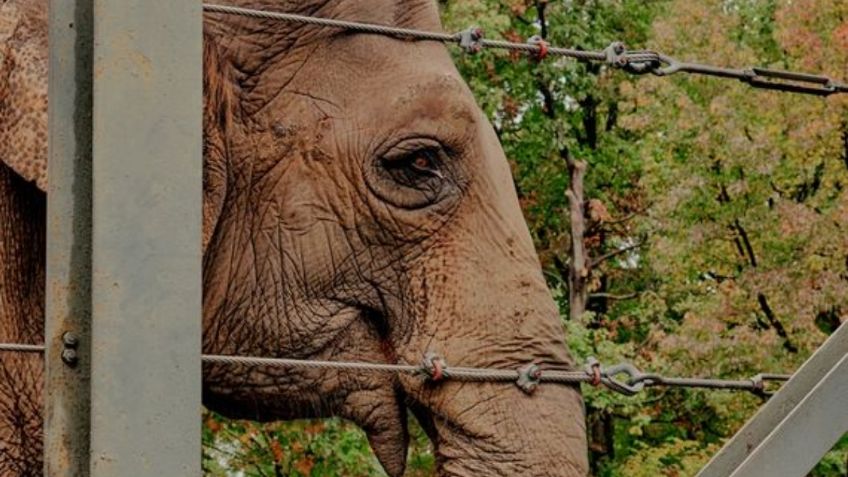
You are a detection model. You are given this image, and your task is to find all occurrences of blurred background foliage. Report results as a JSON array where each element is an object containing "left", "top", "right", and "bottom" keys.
[{"left": 202, "top": 0, "right": 848, "bottom": 475}]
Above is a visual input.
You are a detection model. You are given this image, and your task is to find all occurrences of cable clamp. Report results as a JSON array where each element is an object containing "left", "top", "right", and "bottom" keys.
[
  {"left": 422, "top": 352, "right": 447, "bottom": 381},
  {"left": 604, "top": 42, "right": 627, "bottom": 67},
  {"left": 516, "top": 362, "right": 542, "bottom": 394},
  {"left": 527, "top": 35, "right": 549, "bottom": 61},
  {"left": 459, "top": 27, "right": 484, "bottom": 54}
]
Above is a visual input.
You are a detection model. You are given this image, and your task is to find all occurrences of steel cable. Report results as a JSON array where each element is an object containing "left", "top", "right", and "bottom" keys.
[
  {"left": 203, "top": 3, "right": 848, "bottom": 96},
  {"left": 0, "top": 343, "right": 789, "bottom": 396},
  {"left": 0, "top": 343, "right": 45, "bottom": 353},
  {"left": 202, "top": 4, "right": 458, "bottom": 42}
]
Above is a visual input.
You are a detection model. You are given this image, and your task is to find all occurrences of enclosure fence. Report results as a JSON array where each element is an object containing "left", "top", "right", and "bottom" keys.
[
  {"left": 0, "top": 342, "right": 791, "bottom": 397},
  {"left": 204, "top": 3, "right": 848, "bottom": 96}
]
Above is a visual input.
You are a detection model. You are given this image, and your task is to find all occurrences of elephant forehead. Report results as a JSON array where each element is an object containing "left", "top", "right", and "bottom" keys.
[{"left": 248, "top": 45, "right": 480, "bottom": 156}]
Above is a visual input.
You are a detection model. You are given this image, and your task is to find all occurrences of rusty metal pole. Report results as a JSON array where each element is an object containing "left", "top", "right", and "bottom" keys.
[{"left": 46, "top": 1, "right": 203, "bottom": 475}]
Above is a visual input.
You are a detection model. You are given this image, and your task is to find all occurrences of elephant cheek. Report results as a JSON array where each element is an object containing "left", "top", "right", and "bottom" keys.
[{"left": 341, "top": 386, "right": 409, "bottom": 477}]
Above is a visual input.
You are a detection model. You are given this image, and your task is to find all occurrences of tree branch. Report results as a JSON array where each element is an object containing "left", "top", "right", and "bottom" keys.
[
  {"left": 605, "top": 100, "right": 619, "bottom": 132},
  {"left": 567, "top": 158, "right": 589, "bottom": 321},
  {"left": 757, "top": 293, "right": 798, "bottom": 353},
  {"left": 579, "top": 94, "right": 599, "bottom": 149},
  {"left": 534, "top": 0, "right": 548, "bottom": 39},
  {"left": 841, "top": 121, "right": 848, "bottom": 172},
  {"left": 533, "top": 1, "right": 556, "bottom": 120},
  {"left": 589, "top": 292, "right": 639, "bottom": 301}
]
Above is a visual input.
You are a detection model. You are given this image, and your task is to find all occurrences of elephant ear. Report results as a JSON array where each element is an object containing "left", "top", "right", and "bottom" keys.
[{"left": 0, "top": 2, "right": 48, "bottom": 192}]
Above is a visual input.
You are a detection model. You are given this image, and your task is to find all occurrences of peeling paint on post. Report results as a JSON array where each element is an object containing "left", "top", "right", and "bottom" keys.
[{"left": 46, "top": 1, "right": 203, "bottom": 475}]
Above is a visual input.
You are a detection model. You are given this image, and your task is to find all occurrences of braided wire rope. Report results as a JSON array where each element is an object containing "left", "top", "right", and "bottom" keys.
[
  {"left": 0, "top": 343, "right": 45, "bottom": 353},
  {"left": 202, "top": 3, "right": 848, "bottom": 96},
  {"left": 1, "top": 343, "right": 789, "bottom": 396}
]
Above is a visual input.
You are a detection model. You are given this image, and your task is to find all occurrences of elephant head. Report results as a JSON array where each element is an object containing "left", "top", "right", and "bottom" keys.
[
  {"left": 0, "top": 0, "right": 588, "bottom": 475},
  {"left": 199, "top": 1, "right": 587, "bottom": 475}
]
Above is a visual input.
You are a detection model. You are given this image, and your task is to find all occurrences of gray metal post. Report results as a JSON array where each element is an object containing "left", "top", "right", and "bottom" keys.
[
  {"left": 697, "top": 322, "right": 848, "bottom": 477},
  {"left": 45, "top": 1, "right": 93, "bottom": 475},
  {"left": 46, "top": 1, "right": 203, "bottom": 475}
]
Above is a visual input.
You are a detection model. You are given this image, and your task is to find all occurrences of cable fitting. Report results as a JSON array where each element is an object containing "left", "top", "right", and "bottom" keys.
[
  {"left": 527, "top": 35, "right": 549, "bottom": 61},
  {"left": 604, "top": 42, "right": 664, "bottom": 75},
  {"left": 604, "top": 42, "right": 627, "bottom": 67},
  {"left": 749, "top": 374, "right": 766, "bottom": 397},
  {"left": 422, "top": 352, "right": 447, "bottom": 381},
  {"left": 516, "top": 362, "right": 542, "bottom": 394},
  {"left": 61, "top": 332, "right": 79, "bottom": 367},
  {"left": 585, "top": 357, "right": 602, "bottom": 387},
  {"left": 459, "top": 27, "right": 484, "bottom": 54}
]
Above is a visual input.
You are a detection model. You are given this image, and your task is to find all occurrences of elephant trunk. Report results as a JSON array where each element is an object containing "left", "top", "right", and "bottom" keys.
[
  {"left": 396, "top": 234, "right": 590, "bottom": 476},
  {"left": 413, "top": 382, "right": 587, "bottom": 476},
  {"left": 377, "top": 115, "right": 589, "bottom": 475}
]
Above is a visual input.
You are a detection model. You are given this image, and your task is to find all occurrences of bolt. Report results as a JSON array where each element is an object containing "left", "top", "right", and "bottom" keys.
[
  {"left": 62, "top": 332, "right": 78, "bottom": 348},
  {"left": 61, "top": 348, "right": 78, "bottom": 367}
]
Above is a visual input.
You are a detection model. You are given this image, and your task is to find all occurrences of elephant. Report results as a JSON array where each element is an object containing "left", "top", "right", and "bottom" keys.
[{"left": 0, "top": 1, "right": 588, "bottom": 475}]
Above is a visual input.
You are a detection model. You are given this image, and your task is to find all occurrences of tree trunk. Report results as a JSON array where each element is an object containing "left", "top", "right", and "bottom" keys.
[{"left": 567, "top": 158, "right": 589, "bottom": 322}]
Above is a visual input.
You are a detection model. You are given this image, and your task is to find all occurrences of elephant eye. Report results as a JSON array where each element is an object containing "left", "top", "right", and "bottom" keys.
[
  {"left": 381, "top": 146, "right": 445, "bottom": 188},
  {"left": 368, "top": 138, "right": 455, "bottom": 209}
]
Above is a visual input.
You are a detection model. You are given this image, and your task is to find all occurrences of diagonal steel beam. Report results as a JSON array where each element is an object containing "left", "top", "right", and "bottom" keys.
[
  {"left": 729, "top": 353, "right": 848, "bottom": 477},
  {"left": 697, "top": 322, "right": 848, "bottom": 477}
]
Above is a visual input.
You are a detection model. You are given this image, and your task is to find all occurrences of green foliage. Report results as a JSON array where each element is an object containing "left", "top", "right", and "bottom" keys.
[
  {"left": 202, "top": 1, "right": 848, "bottom": 475},
  {"left": 202, "top": 411, "right": 434, "bottom": 477},
  {"left": 202, "top": 412, "right": 380, "bottom": 477}
]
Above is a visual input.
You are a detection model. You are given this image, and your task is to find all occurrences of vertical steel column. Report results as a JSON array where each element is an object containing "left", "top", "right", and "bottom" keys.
[
  {"left": 88, "top": 1, "right": 203, "bottom": 475},
  {"left": 45, "top": 1, "right": 93, "bottom": 475},
  {"left": 46, "top": 1, "right": 203, "bottom": 475}
]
